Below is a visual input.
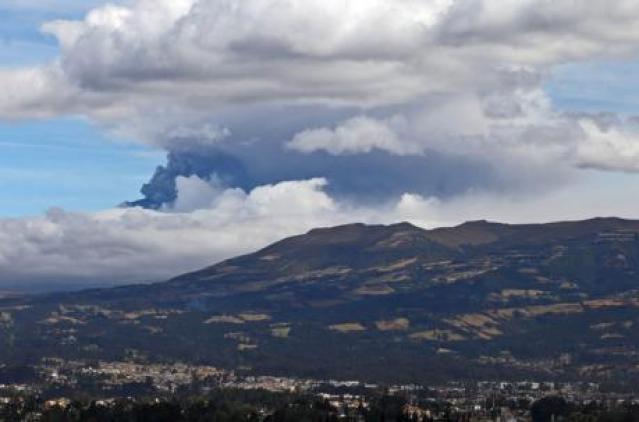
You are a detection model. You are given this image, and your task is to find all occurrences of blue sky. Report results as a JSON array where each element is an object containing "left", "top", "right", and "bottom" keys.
[
  {"left": 0, "top": 118, "right": 162, "bottom": 216},
  {"left": 0, "top": 0, "right": 638, "bottom": 217},
  {"left": 0, "top": 0, "right": 162, "bottom": 216},
  {"left": 548, "top": 61, "right": 639, "bottom": 114},
  {"left": 0, "top": 1, "right": 98, "bottom": 64}
]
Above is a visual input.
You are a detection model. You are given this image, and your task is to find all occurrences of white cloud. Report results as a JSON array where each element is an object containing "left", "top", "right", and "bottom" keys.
[
  {"left": 4, "top": 0, "right": 639, "bottom": 288},
  {"left": 0, "top": 178, "right": 341, "bottom": 285},
  {"left": 5, "top": 0, "right": 639, "bottom": 120},
  {"left": 285, "top": 88, "right": 639, "bottom": 182},
  {"left": 287, "top": 115, "right": 421, "bottom": 156},
  {"left": 2, "top": 173, "right": 639, "bottom": 287},
  {"left": 170, "top": 175, "right": 223, "bottom": 212},
  {"left": 1, "top": 0, "right": 639, "bottom": 178},
  {"left": 575, "top": 119, "right": 639, "bottom": 172},
  {"left": 0, "top": 67, "right": 75, "bottom": 120},
  {"left": 162, "top": 124, "right": 231, "bottom": 150}
]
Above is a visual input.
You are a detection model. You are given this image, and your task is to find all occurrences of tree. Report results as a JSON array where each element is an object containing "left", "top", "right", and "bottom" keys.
[{"left": 531, "top": 396, "right": 569, "bottom": 422}]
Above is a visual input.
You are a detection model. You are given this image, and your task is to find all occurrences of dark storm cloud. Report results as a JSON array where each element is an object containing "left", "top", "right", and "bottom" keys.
[{"left": 128, "top": 146, "right": 496, "bottom": 209}]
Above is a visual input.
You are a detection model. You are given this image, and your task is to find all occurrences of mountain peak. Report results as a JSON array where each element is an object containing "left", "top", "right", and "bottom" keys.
[
  {"left": 458, "top": 219, "right": 499, "bottom": 227},
  {"left": 9, "top": 216, "right": 639, "bottom": 385}
]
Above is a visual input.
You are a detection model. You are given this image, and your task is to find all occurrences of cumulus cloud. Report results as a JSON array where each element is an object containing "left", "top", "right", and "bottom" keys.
[
  {"left": 437, "top": 1, "right": 639, "bottom": 61},
  {"left": 3, "top": 0, "right": 639, "bottom": 287},
  {"left": 0, "top": 178, "right": 343, "bottom": 285},
  {"left": 287, "top": 115, "right": 420, "bottom": 156},
  {"left": 2, "top": 174, "right": 639, "bottom": 287},
  {"left": 38, "top": 0, "right": 451, "bottom": 106},
  {"left": 2, "top": 0, "right": 639, "bottom": 182},
  {"left": 575, "top": 119, "right": 639, "bottom": 172},
  {"left": 4, "top": 0, "right": 639, "bottom": 119},
  {"left": 162, "top": 125, "right": 231, "bottom": 150},
  {"left": 170, "top": 175, "right": 224, "bottom": 212},
  {"left": 0, "top": 67, "right": 75, "bottom": 120},
  {"left": 284, "top": 88, "right": 639, "bottom": 181}
]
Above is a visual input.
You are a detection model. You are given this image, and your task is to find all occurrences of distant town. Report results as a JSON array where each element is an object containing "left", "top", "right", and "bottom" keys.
[{"left": 1, "top": 358, "right": 638, "bottom": 420}]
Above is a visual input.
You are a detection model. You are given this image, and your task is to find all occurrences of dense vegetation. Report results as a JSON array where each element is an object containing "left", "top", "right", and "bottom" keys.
[
  {"left": 2, "top": 391, "right": 639, "bottom": 421},
  {"left": 0, "top": 389, "right": 415, "bottom": 422}
]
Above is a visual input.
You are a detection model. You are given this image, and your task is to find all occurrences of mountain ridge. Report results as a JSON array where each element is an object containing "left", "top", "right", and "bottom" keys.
[{"left": 3, "top": 216, "right": 639, "bottom": 385}]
